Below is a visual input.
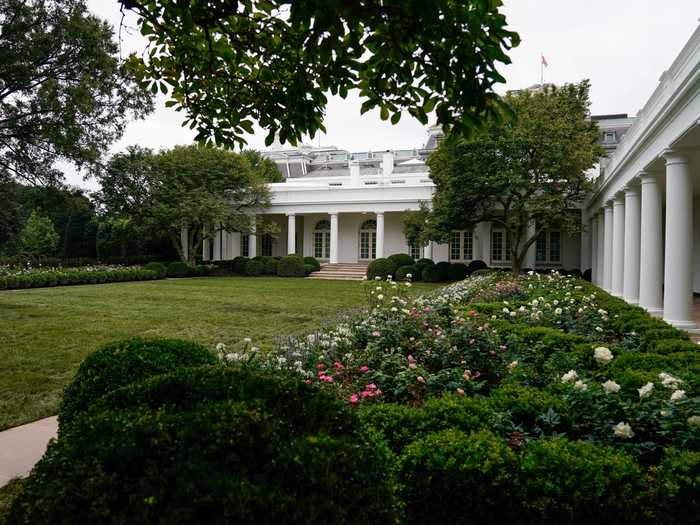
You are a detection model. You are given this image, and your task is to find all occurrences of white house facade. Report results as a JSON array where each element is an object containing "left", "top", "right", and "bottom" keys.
[
  {"left": 584, "top": 25, "right": 700, "bottom": 330},
  {"left": 201, "top": 126, "right": 581, "bottom": 273}
]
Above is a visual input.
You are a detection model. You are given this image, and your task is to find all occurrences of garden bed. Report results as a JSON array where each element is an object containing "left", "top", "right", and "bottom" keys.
[{"left": 5, "top": 272, "right": 700, "bottom": 524}]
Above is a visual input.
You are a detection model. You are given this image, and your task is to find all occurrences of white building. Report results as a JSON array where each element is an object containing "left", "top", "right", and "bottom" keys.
[
  {"left": 203, "top": 124, "right": 581, "bottom": 272},
  {"left": 585, "top": 25, "right": 700, "bottom": 330}
]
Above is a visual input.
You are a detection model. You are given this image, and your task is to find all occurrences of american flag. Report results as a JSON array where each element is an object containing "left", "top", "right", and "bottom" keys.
[{"left": 541, "top": 55, "right": 549, "bottom": 67}]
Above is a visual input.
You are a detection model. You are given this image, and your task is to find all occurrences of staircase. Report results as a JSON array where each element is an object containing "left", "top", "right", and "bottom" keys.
[{"left": 308, "top": 263, "right": 368, "bottom": 281}]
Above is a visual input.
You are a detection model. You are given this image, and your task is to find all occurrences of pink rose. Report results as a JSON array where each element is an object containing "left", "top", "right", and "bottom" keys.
[
  {"left": 456, "top": 388, "right": 465, "bottom": 396},
  {"left": 417, "top": 376, "right": 426, "bottom": 384},
  {"left": 359, "top": 365, "right": 370, "bottom": 373},
  {"left": 349, "top": 394, "right": 359, "bottom": 405},
  {"left": 334, "top": 362, "right": 344, "bottom": 370}
]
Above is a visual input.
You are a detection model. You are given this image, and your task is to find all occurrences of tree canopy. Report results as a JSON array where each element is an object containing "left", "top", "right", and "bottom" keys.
[
  {"left": 413, "top": 81, "right": 603, "bottom": 274},
  {"left": 95, "top": 145, "right": 276, "bottom": 264},
  {"left": 19, "top": 210, "right": 59, "bottom": 257},
  {"left": 0, "top": 0, "right": 153, "bottom": 185},
  {"left": 119, "top": 0, "right": 519, "bottom": 148}
]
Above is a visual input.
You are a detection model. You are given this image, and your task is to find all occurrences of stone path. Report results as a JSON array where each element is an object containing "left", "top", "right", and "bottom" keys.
[{"left": 0, "top": 416, "right": 57, "bottom": 487}]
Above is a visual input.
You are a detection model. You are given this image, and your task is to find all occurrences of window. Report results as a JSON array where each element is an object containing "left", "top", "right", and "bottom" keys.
[
  {"left": 261, "top": 234, "right": 273, "bottom": 256},
  {"left": 535, "top": 229, "right": 562, "bottom": 264},
  {"left": 491, "top": 229, "right": 511, "bottom": 264},
  {"left": 359, "top": 220, "right": 377, "bottom": 260},
  {"left": 450, "top": 230, "right": 474, "bottom": 261},
  {"left": 314, "top": 220, "right": 331, "bottom": 259},
  {"left": 241, "top": 234, "right": 249, "bottom": 257},
  {"left": 409, "top": 240, "right": 421, "bottom": 260},
  {"left": 603, "top": 130, "right": 616, "bottom": 143}
]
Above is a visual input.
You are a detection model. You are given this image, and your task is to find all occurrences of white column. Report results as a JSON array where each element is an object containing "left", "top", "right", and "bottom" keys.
[
  {"left": 639, "top": 172, "right": 664, "bottom": 313},
  {"left": 603, "top": 202, "right": 614, "bottom": 291},
  {"left": 590, "top": 214, "right": 598, "bottom": 284},
  {"left": 180, "top": 227, "right": 189, "bottom": 262},
  {"left": 376, "top": 212, "right": 385, "bottom": 259},
  {"left": 212, "top": 226, "right": 221, "bottom": 261},
  {"left": 662, "top": 150, "right": 696, "bottom": 328},
  {"left": 611, "top": 194, "right": 625, "bottom": 296},
  {"left": 220, "top": 230, "right": 229, "bottom": 260},
  {"left": 524, "top": 220, "right": 536, "bottom": 270},
  {"left": 596, "top": 210, "right": 605, "bottom": 287},
  {"left": 330, "top": 213, "right": 339, "bottom": 264},
  {"left": 202, "top": 225, "right": 210, "bottom": 261},
  {"left": 424, "top": 241, "right": 433, "bottom": 260},
  {"left": 248, "top": 219, "right": 257, "bottom": 258},
  {"left": 623, "top": 184, "right": 641, "bottom": 303},
  {"left": 231, "top": 232, "right": 241, "bottom": 258},
  {"left": 287, "top": 214, "right": 296, "bottom": 255},
  {"left": 580, "top": 213, "right": 591, "bottom": 275}
]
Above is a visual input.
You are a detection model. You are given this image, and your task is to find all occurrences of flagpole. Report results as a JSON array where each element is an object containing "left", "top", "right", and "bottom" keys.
[{"left": 540, "top": 53, "right": 543, "bottom": 87}]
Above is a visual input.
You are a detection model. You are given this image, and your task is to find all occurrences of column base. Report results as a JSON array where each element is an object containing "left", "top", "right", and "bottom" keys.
[
  {"left": 611, "top": 291, "right": 623, "bottom": 298},
  {"left": 623, "top": 297, "right": 639, "bottom": 305},
  {"left": 663, "top": 318, "right": 698, "bottom": 330},
  {"left": 641, "top": 306, "right": 663, "bottom": 317}
]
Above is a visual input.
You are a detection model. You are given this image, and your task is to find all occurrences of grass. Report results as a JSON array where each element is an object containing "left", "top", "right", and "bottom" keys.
[{"left": 0, "top": 276, "right": 437, "bottom": 430}]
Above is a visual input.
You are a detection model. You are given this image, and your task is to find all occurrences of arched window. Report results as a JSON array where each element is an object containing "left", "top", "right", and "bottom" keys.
[
  {"left": 314, "top": 220, "right": 331, "bottom": 259},
  {"left": 359, "top": 220, "right": 377, "bottom": 260}
]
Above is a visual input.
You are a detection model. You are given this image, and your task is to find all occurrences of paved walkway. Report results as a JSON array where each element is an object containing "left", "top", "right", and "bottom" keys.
[{"left": 0, "top": 416, "right": 57, "bottom": 487}]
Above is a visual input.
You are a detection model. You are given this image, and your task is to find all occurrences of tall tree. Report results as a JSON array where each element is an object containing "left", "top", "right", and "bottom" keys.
[
  {"left": 119, "top": 0, "right": 519, "bottom": 148},
  {"left": 19, "top": 210, "right": 59, "bottom": 257},
  {"left": 0, "top": 0, "right": 153, "bottom": 184},
  {"left": 95, "top": 145, "right": 274, "bottom": 264},
  {"left": 416, "top": 81, "right": 603, "bottom": 274}
]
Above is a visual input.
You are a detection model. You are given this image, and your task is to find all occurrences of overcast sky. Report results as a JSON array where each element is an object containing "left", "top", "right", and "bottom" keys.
[{"left": 67, "top": 0, "right": 700, "bottom": 189}]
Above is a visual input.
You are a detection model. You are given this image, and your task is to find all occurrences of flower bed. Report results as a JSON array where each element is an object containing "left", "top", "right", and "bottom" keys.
[
  {"left": 0, "top": 264, "right": 162, "bottom": 290},
  {"left": 218, "top": 272, "right": 700, "bottom": 523}
]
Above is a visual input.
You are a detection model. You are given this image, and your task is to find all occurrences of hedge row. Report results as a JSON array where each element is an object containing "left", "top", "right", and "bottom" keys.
[
  {"left": 367, "top": 254, "right": 488, "bottom": 282},
  {"left": 0, "top": 268, "right": 161, "bottom": 290},
  {"left": 211, "top": 255, "right": 318, "bottom": 278}
]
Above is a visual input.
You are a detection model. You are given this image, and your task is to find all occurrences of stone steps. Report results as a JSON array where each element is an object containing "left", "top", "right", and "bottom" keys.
[{"left": 308, "top": 263, "right": 368, "bottom": 281}]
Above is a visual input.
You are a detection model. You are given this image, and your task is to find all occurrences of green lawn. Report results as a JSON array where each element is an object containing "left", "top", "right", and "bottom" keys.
[{"left": 0, "top": 277, "right": 437, "bottom": 430}]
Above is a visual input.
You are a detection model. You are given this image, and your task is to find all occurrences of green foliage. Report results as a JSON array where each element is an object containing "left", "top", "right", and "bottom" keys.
[
  {"left": 472, "top": 268, "right": 494, "bottom": 277},
  {"left": 11, "top": 367, "right": 399, "bottom": 524},
  {"left": 0, "top": 0, "right": 152, "bottom": 185},
  {"left": 121, "top": 0, "right": 519, "bottom": 148},
  {"left": 18, "top": 211, "right": 58, "bottom": 257},
  {"left": 244, "top": 259, "right": 264, "bottom": 276},
  {"left": 421, "top": 264, "right": 445, "bottom": 282},
  {"left": 143, "top": 261, "right": 167, "bottom": 278},
  {"left": 468, "top": 259, "right": 488, "bottom": 274},
  {"left": 0, "top": 267, "right": 160, "bottom": 291},
  {"left": 398, "top": 429, "right": 518, "bottom": 525},
  {"left": 448, "top": 262, "right": 469, "bottom": 281},
  {"left": 166, "top": 261, "right": 191, "bottom": 278},
  {"left": 233, "top": 256, "right": 249, "bottom": 274},
  {"left": 366, "top": 258, "right": 397, "bottom": 280},
  {"left": 302, "top": 257, "right": 321, "bottom": 272},
  {"left": 436, "top": 261, "right": 451, "bottom": 280},
  {"left": 395, "top": 265, "right": 417, "bottom": 282},
  {"left": 387, "top": 253, "right": 415, "bottom": 268},
  {"left": 58, "top": 338, "right": 216, "bottom": 429},
  {"left": 424, "top": 82, "right": 603, "bottom": 273},
  {"left": 518, "top": 439, "right": 645, "bottom": 524},
  {"left": 277, "top": 256, "right": 305, "bottom": 277},
  {"left": 654, "top": 449, "right": 700, "bottom": 523}
]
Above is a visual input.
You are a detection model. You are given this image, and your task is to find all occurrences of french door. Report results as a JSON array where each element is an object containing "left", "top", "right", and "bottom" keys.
[{"left": 359, "top": 230, "right": 376, "bottom": 260}]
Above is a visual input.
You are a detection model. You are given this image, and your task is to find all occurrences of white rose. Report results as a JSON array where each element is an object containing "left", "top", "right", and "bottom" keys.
[
  {"left": 561, "top": 370, "right": 578, "bottom": 384},
  {"left": 510, "top": 311, "right": 517, "bottom": 318},
  {"left": 574, "top": 380, "right": 588, "bottom": 392},
  {"left": 638, "top": 382, "right": 654, "bottom": 399},
  {"left": 502, "top": 308, "right": 510, "bottom": 314},
  {"left": 215, "top": 342, "right": 226, "bottom": 352},
  {"left": 593, "top": 346, "right": 613, "bottom": 364},
  {"left": 377, "top": 294, "right": 384, "bottom": 300},
  {"left": 554, "top": 307, "right": 563, "bottom": 315},
  {"left": 671, "top": 390, "right": 687, "bottom": 402},
  {"left": 613, "top": 422, "right": 635, "bottom": 439},
  {"left": 659, "top": 372, "right": 683, "bottom": 389},
  {"left": 508, "top": 360, "right": 519, "bottom": 370},
  {"left": 602, "top": 380, "right": 620, "bottom": 394},
  {"left": 243, "top": 337, "right": 252, "bottom": 343}
]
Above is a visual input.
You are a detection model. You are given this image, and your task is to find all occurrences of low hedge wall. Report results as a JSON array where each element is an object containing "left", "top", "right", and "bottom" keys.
[{"left": 0, "top": 267, "right": 161, "bottom": 290}]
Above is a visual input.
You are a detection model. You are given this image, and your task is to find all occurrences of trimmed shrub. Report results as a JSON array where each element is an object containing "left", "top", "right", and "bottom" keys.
[
  {"left": 277, "top": 256, "right": 305, "bottom": 277},
  {"left": 11, "top": 368, "right": 399, "bottom": 525},
  {"left": 387, "top": 253, "right": 415, "bottom": 269},
  {"left": 467, "top": 259, "right": 488, "bottom": 274},
  {"left": 654, "top": 449, "right": 700, "bottom": 523},
  {"left": 582, "top": 268, "right": 592, "bottom": 281},
  {"left": 366, "top": 258, "right": 397, "bottom": 280},
  {"left": 303, "top": 257, "right": 321, "bottom": 272},
  {"left": 436, "top": 261, "right": 451, "bottom": 280},
  {"left": 518, "top": 438, "right": 645, "bottom": 524},
  {"left": 398, "top": 429, "right": 518, "bottom": 525},
  {"left": 143, "top": 262, "right": 167, "bottom": 278},
  {"left": 166, "top": 261, "right": 191, "bottom": 278},
  {"left": 259, "top": 256, "right": 279, "bottom": 275},
  {"left": 303, "top": 264, "right": 315, "bottom": 275},
  {"left": 395, "top": 265, "right": 417, "bottom": 281},
  {"left": 244, "top": 259, "right": 264, "bottom": 276},
  {"left": 58, "top": 338, "right": 216, "bottom": 429},
  {"left": 421, "top": 264, "right": 444, "bottom": 282},
  {"left": 448, "top": 262, "right": 469, "bottom": 281},
  {"left": 194, "top": 264, "right": 209, "bottom": 276},
  {"left": 233, "top": 256, "right": 249, "bottom": 274},
  {"left": 651, "top": 339, "right": 698, "bottom": 355}
]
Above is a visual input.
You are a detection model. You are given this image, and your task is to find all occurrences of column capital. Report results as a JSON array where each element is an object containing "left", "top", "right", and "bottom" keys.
[
  {"left": 613, "top": 192, "right": 625, "bottom": 204},
  {"left": 605, "top": 199, "right": 615, "bottom": 208},
  {"left": 661, "top": 148, "right": 691, "bottom": 166},
  {"left": 639, "top": 170, "right": 660, "bottom": 185},
  {"left": 286, "top": 212, "right": 296, "bottom": 217},
  {"left": 624, "top": 183, "right": 640, "bottom": 195}
]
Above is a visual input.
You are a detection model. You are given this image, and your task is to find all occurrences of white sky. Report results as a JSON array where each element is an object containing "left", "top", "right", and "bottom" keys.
[{"left": 65, "top": 0, "right": 700, "bottom": 189}]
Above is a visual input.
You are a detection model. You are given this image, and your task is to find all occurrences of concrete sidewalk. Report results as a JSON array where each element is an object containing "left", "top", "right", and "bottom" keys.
[{"left": 0, "top": 416, "right": 57, "bottom": 487}]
